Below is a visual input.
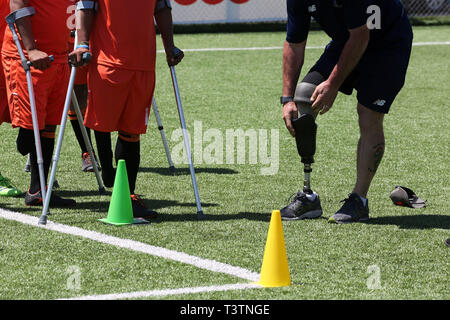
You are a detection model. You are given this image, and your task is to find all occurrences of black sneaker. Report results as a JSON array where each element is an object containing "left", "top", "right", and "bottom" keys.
[
  {"left": 280, "top": 190, "right": 323, "bottom": 220},
  {"left": 25, "top": 190, "right": 76, "bottom": 207},
  {"left": 131, "top": 194, "right": 158, "bottom": 219},
  {"left": 328, "top": 193, "right": 369, "bottom": 224}
]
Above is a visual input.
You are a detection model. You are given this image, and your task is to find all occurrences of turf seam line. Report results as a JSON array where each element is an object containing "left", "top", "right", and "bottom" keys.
[
  {"left": 0, "top": 209, "right": 260, "bottom": 283},
  {"left": 58, "top": 283, "right": 261, "bottom": 300},
  {"left": 156, "top": 41, "right": 450, "bottom": 53}
]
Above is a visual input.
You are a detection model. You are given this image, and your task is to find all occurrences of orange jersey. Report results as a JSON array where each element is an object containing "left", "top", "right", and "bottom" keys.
[
  {"left": 91, "top": 0, "right": 157, "bottom": 71},
  {"left": 2, "top": 0, "right": 71, "bottom": 64}
]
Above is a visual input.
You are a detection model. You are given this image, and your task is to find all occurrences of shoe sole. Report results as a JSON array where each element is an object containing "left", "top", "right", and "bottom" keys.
[
  {"left": 281, "top": 209, "right": 323, "bottom": 221},
  {"left": 328, "top": 216, "right": 369, "bottom": 224}
]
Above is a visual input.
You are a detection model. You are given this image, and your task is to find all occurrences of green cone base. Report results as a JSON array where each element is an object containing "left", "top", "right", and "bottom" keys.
[{"left": 99, "top": 217, "right": 149, "bottom": 226}]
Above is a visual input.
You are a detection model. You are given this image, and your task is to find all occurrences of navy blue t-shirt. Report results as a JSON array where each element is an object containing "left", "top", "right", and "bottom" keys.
[{"left": 286, "top": 0, "right": 408, "bottom": 48}]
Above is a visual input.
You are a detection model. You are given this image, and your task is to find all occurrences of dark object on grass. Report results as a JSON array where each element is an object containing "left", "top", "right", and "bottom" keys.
[{"left": 390, "top": 186, "right": 426, "bottom": 208}]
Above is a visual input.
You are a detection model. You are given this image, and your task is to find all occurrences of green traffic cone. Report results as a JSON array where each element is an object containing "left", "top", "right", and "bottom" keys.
[{"left": 99, "top": 159, "right": 147, "bottom": 225}]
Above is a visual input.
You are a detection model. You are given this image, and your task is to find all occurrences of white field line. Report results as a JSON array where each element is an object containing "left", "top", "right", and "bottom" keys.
[
  {"left": 156, "top": 41, "right": 450, "bottom": 54},
  {"left": 60, "top": 283, "right": 261, "bottom": 300},
  {"left": 0, "top": 209, "right": 260, "bottom": 283}
]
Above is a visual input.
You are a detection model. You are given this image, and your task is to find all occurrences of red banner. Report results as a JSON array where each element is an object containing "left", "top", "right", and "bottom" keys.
[{"left": 175, "top": 0, "right": 249, "bottom": 5}]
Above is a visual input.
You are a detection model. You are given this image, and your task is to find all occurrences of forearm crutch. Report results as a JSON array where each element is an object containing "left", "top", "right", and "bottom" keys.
[
  {"left": 71, "top": 89, "right": 105, "bottom": 192},
  {"left": 169, "top": 66, "right": 204, "bottom": 220},
  {"left": 6, "top": 8, "right": 47, "bottom": 204},
  {"left": 39, "top": 35, "right": 102, "bottom": 225},
  {"left": 152, "top": 97, "right": 176, "bottom": 175}
]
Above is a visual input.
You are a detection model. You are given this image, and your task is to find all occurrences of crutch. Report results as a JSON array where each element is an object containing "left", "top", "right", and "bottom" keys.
[
  {"left": 152, "top": 97, "right": 176, "bottom": 175},
  {"left": 71, "top": 85, "right": 105, "bottom": 191},
  {"left": 24, "top": 153, "right": 60, "bottom": 188},
  {"left": 39, "top": 32, "right": 104, "bottom": 225},
  {"left": 6, "top": 8, "right": 47, "bottom": 204},
  {"left": 169, "top": 65, "right": 204, "bottom": 220}
]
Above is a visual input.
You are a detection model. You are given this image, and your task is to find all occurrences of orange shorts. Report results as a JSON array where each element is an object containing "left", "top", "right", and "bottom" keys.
[
  {"left": 75, "top": 65, "right": 88, "bottom": 85},
  {"left": 85, "top": 63, "right": 155, "bottom": 134},
  {"left": 2, "top": 56, "right": 70, "bottom": 130}
]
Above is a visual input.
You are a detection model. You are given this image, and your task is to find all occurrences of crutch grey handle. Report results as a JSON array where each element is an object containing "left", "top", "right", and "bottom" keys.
[{"left": 26, "top": 55, "right": 54, "bottom": 68}]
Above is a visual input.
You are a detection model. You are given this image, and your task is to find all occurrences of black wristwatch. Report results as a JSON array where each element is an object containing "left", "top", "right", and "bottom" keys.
[{"left": 280, "top": 96, "right": 294, "bottom": 105}]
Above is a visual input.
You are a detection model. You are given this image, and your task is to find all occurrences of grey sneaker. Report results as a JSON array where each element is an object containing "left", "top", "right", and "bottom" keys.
[
  {"left": 281, "top": 190, "right": 323, "bottom": 220},
  {"left": 82, "top": 152, "right": 94, "bottom": 172},
  {"left": 81, "top": 152, "right": 101, "bottom": 173},
  {"left": 328, "top": 193, "right": 369, "bottom": 224}
]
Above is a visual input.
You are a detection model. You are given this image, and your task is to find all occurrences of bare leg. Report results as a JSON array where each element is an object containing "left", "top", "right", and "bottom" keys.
[{"left": 353, "top": 103, "right": 385, "bottom": 198}]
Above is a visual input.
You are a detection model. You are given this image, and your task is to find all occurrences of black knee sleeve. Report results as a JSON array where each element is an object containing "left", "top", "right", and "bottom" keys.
[
  {"left": 295, "top": 71, "right": 325, "bottom": 106},
  {"left": 16, "top": 128, "right": 35, "bottom": 156}
]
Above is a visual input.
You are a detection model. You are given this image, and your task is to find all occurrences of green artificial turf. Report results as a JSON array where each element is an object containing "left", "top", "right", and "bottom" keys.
[{"left": 0, "top": 26, "right": 448, "bottom": 300}]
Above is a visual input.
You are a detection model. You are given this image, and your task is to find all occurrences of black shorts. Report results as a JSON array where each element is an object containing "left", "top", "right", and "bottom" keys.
[{"left": 308, "top": 19, "right": 413, "bottom": 114}]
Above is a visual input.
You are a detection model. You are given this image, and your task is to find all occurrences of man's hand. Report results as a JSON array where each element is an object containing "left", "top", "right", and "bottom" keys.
[
  {"left": 27, "top": 49, "right": 52, "bottom": 70},
  {"left": 166, "top": 46, "right": 184, "bottom": 66},
  {"left": 68, "top": 47, "right": 90, "bottom": 67},
  {"left": 282, "top": 101, "right": 299, "bottom": 137},
  {"left": 311, "top": 80, "right": 338, "bottom": 115}
]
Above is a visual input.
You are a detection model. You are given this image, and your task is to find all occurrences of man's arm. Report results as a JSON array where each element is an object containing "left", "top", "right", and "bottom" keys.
[
  {"left": 282, "top": 40, "right": 306, "bottom": 137},
  {"left": 311, "top": 24, "right": 370, "bottom": 114},
  {"left": 68, "top": 2, "right": 96, "bottom": 66},
  {"left": 10, "top": 0, "right": 51, "bottom": 70},
  {"left": 154, "top": 3, "right": 184, "bottom": 66}
]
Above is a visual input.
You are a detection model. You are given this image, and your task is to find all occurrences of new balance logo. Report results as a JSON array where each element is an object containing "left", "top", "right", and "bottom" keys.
[
  {"left": 373, "top": 99, "right": 386, "bottom": 107},
  {"left": 308, "top": 5, "right": 317, "bottom": 13}
]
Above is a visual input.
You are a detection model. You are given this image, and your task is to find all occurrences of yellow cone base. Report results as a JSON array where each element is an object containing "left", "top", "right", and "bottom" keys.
[{"left": 257, "top": 210, "right": 291, "bottom": 287}]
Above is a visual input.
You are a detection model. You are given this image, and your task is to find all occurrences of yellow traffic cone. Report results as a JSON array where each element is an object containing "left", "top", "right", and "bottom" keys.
[
  {"left": 99, "top": 159, "right": 148, "bottom": 226},
  {"left": 257, "top": 210, "right": 291, "bottom": 287}
]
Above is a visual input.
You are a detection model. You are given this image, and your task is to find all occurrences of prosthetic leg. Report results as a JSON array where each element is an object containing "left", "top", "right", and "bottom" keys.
[
  {"left": 280, "top": 72, "right": 324, "bottom": 220},
  {"left": 292, "top": 113, "right": 317, "bottom": 194},
  {"left": 292, "top": 72, "right": 324, "bottom": 195}
]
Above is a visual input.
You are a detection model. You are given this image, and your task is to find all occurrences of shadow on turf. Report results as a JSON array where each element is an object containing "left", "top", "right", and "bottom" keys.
[
  {"left": 152, "top": 211, "right": 273, "bottom": 223},
  {"left": 366, "top": 214, "right": 450, "bottom": 230},
  {"left": 140, "top": 167, "right": 239, "bottom": 176}
]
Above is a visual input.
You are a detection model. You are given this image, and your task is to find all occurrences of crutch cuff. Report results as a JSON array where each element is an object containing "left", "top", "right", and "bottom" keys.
[
  {"left": 76, "top": 1, "right": 99, "bottom": 12},
  {"left": 5, "top": 7, "right": 35, "bottom": 25}
]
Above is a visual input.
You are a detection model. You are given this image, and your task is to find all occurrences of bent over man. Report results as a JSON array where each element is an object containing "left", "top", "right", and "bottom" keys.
[{"left": 280, "top": 0, "right": 413, "bottom": 223}]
